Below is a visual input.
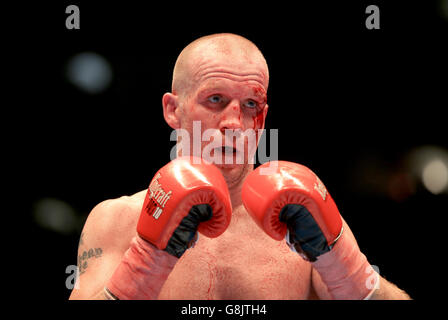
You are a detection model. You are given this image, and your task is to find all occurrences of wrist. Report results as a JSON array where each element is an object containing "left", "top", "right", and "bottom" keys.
[
  {"left": 106, "top": 235, "right": 178, "bottom": 300},
  {"left": 312, "top": 230, "right": 379, "bottom": 300}
]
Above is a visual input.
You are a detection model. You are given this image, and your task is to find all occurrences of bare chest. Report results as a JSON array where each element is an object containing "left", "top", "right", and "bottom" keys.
[{"left": 158, "top": 227, "right": 312, "bottom": 300}]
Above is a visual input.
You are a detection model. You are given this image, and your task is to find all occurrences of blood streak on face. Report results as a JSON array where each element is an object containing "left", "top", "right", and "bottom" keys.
[
  {"left": 249, "top": 85, "right": 267, "bottom": 130},
  {"left": 252, "top": 110, "right": 265, "bottom": 130}
]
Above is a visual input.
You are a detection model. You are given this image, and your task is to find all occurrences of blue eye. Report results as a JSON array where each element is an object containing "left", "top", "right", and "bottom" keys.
[
  {"left": 244, "top": 100, "right": 258, "bottom": 109},
  {"left": 208, "top": 95, "right": 222, "bottom": 103}
]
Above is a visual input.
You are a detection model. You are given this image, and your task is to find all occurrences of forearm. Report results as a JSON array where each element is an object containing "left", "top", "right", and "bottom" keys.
[
  {"left": 369, "top": 276, "right": 411, "bottom": 300},
  {"left": 105, "top": 236, "right": 177, "bottom": 300},
  {"left": 69, "top": 237, "right": 176, "bottom": 300}
]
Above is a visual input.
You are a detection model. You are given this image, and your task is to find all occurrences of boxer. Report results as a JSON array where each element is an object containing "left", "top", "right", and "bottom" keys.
[{"left": 69, "top": 33, "right": 410, "bottom": 299}]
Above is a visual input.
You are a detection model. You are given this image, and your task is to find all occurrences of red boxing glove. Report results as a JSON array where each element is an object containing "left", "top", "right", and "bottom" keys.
[
  {"left": 242, "top": 161, "right": 379, "bottom": 300},
  {"left": 137, "top": 156, "right": 232, "bottom": 256},
  {"left": 106, "top": 157, "right": 232, "bottom": 299},
  {"left": 242, "top": 161, "right": 342, "bottom": 258}
]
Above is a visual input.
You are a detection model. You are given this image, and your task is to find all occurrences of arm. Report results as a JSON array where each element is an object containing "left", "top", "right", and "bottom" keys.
[
  {"left": 369, "top": 276, "right": 411, "bottom": 300},
  {"left": 310, "top": 266, "right": 411, "bottom": 300},
  {"left": 242, "top": 161, "right": 412, "bottom": 300},
  {"left": 71, "top": 157, "right": 232, "bottom": 300},
  {"left": 69, "top": 199, "right": 138, "bottom": 300},
  {"left": 310, "top": 219, "right": 411, "bottom": 300}
]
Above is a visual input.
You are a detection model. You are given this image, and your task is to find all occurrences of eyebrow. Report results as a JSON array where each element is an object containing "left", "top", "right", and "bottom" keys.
[
  {"left": 197, "top": 87, "right": 267, "bottom": 104},
  {"left": 197, "top": 87, "right": 225, "bottom": 97}
]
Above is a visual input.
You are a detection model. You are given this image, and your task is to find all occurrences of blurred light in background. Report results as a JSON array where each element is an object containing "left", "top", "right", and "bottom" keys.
[
  {"left": 440, "top": 0, "right": 448, "bottom": 21},
  {"left": 350, "top": 145, "right": 448, "bottom": 201},
  {"left": 65, "top": 52, "right": 113, "bottom": 94},
  {"left": 33, "top": 198, "right": 81, "bottom": 235},
  {"left": 406, "top": 145, "right": 448, "bottom": 195},
  {"left": 422, "top": 159, "right": 448, "bottom": 194}
]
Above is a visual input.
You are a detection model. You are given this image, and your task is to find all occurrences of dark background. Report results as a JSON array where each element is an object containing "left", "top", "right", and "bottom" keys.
[{"left": 11, "top": 1, "right": 447, "bottom": 301}]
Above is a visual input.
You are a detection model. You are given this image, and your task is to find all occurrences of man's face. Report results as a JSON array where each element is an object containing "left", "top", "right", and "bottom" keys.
[
  {"left": 177, "top": 74, "right": 268, "bottom": 171},
  {"left": 164, "top": 35, "right": 270, "bottom": 185}
]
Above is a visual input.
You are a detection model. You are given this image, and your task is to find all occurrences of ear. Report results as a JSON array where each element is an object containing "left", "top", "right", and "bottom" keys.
[{"left": 162, "top": 92, "right": 180, "bottom": 129}]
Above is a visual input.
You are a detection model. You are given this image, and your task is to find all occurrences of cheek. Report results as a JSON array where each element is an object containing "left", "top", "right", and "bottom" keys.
[
  {"left": 183, "top": 103, "right": 212, "bottom": 122},
  {"left": 184, "top": 106, "right": 221, "bottom": 133},
  {"left": 182, "top": 102, "right": 196, "bottom": 117}
]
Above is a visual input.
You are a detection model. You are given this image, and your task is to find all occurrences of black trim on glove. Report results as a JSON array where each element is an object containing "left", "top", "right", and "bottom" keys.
[
  {"left": 279, "top": 204, "right": 331, "bottom": 262},
  {"left": 164, "top": 204, "right": 213, "bottom": 258}
]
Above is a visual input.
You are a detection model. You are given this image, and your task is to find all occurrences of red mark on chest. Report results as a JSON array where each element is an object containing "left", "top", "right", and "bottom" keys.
[{"left": 205, "top": 261, "right": 214, "bottom": 299}]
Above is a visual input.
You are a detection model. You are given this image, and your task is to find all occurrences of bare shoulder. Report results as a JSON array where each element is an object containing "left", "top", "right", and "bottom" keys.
[
  {"left": 69, "top": 190, "right": 147, "bottom": 299},
  {"left": 90, "top": 190, "right": 146, "bottom": 225},
  {"left": 81, "top": 190, "right": 147, "bottom": 253}
]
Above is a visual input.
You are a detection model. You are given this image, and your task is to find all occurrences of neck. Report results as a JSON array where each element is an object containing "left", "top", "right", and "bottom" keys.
[
  {"left": 228, "top": 180, "right": 243, "bottom": 208},
  {"left": 221, "top": 164, "right": 253, "bottom": 210}
]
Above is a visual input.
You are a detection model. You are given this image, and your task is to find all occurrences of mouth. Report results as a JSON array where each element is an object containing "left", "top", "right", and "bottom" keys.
[
  {"left": 210, "top": 146, "right": 242, "bottom": 166},
  {"left": 221, "top": 146, "right": 237, "bottom": 154}
]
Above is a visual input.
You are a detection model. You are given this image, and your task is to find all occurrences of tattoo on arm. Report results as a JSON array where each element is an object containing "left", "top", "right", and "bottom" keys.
[
  {"left": 77, "top": 232, "right": 103, "bottom": 275},
  {"left": 77, "top": 247, "right": 103, "bottom": 275}
]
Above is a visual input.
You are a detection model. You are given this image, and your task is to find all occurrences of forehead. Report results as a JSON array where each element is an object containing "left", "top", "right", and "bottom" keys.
[
  {"left": 190, "top": 60, "right": 268, "bottom": 99},
  {"left": 188, "top": 41, "right": 269, "bottom": 86},
  {"left": 193, "top": 58, "right": 267, "bottom": 84},
  {"left": 195, "top": 75, "right": 267, "bottom": 95}
]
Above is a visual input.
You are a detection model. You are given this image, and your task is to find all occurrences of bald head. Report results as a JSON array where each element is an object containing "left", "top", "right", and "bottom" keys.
[{"left": 172, "top": 33, "right": 269, "bottom": 98}]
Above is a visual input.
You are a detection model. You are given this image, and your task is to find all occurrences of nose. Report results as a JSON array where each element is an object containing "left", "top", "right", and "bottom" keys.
[{"left": 219, "top": 99, "right": 243, "bottom": 134}]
